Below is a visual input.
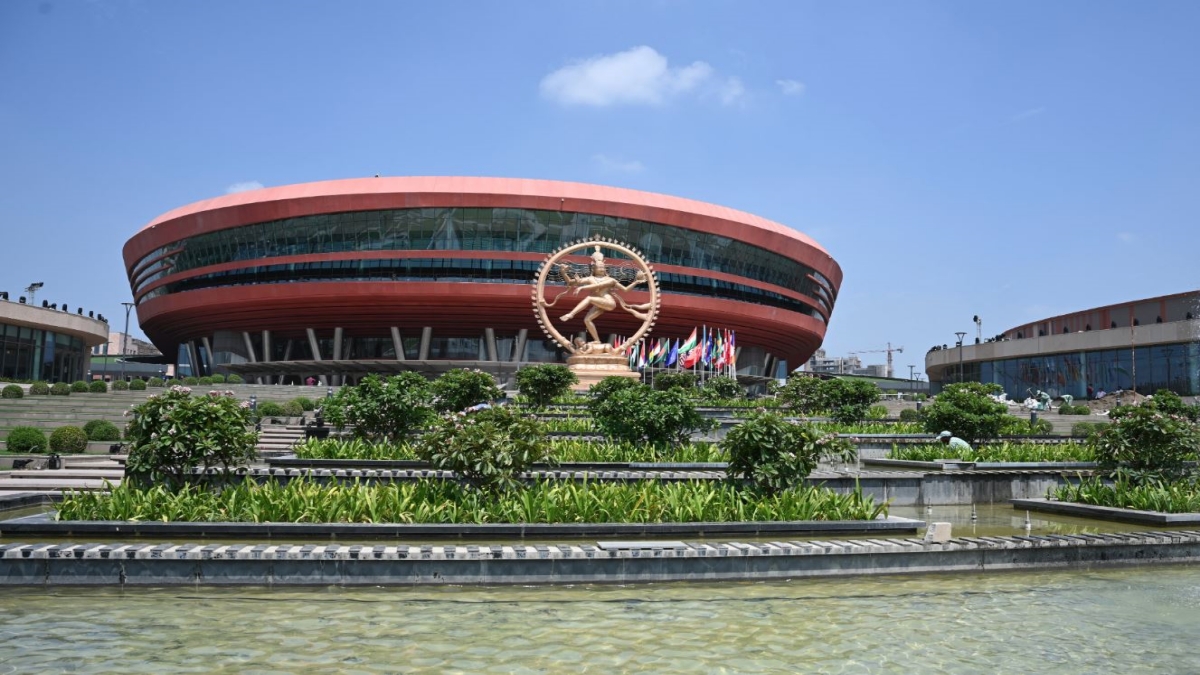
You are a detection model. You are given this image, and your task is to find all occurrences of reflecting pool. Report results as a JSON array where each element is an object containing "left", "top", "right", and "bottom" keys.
[{"left": 2, "top": 565, "right": 1199, "bottom": 673}]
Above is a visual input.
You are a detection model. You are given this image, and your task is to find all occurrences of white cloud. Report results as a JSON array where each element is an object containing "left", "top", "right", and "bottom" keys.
[
  {"left": 226, "top": 181, "right": 264, "bottom": 194},
  {"left": 593, "top": 154, "right": 646, "bottom": 173},
  {"left": 1117, "top": 231, "right": 1136, "bottom": 242},
  {"left": 720, "top": 77, "right": 746, "bottom": 106},
  {"left": 776, "top": 79, "right": 805, "bottom": 96},
  {"left": 540, "top": 46, "right": 713, "bottom": 107},
  {"left": 1009, "top": 107, "right": 1046, "bottom": 123}
]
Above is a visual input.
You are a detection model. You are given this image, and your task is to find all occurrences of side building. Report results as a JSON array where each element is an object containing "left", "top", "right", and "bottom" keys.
[
  {"left": 0, "top": 295, "right": 110, "bottom": 383},
  {"left": 122, "top": 177, "right": 842, "bottom": 384},
  {"left": 925, "top": 291, "right": 1200, "bottom": 399}
]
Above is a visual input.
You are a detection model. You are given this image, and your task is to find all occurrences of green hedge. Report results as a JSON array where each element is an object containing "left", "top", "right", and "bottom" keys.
[
  {"left": 210, "top": 374, "right": 226, "bottom": 384},
  {"left": 83, "top": 420, "right": 122, "bottom": 442},
  {"left": 182, "top": 377, "right": 200, "bottom": 385},
  {"left": 226, "top": 374, "right": 244, "bottom": 384},
  {"left": 147, "top": 377, "right": 165, "bottom": 387},
  {"left": 291, "top": 396, "right": 316, "bottom": 411},
  {"left": 49, "top": 426, "right": 89, "bottom": 453},
  {"left": 257, "top": 401, "right": 285, "bottom": 417},
  {"left": 50, "top": 382, "right": 71, "bottom": 396},
  {"left": 88, "top": 380, "right": 108, "bottom": 393},
  {"left": 129, "top": 379, "right": 147, "bottom": 391},
  {"left": 28, "top": 381, "right": 50, "bottom": 395},
  {"left": 6, "top": 426, "right": 47, "bottom": 453},
  {"left": 280, "top": 400, "right": 304, "bottom": 417},
  {"left": 71, "top": 381, "right": 90, "bottom": 393},
  {"left": 112, "top": 380, "right": 129, "bottom": 391},
  {"left": 1, "top": 384, "right": 23, "bottom": 399}
]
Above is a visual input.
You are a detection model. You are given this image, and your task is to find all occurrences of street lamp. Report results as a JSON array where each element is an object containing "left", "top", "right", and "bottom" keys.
[
  {"left": 955, "top": 331, "right": 967, "bottom": 383},
  {"left": 120, "top": 302, "right": 135, "bottom": 383}
]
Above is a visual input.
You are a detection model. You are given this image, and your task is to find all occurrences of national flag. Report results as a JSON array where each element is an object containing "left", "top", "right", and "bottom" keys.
[
  {"left": 701, "top": 326, "right": 712, "bottom": 366},
  {"left": 678, "top": 327, "right": 698, "bottom": 355},
  {"left": 627, "top": 340, "right": 638, "bottom": 368},
  {"left": 649, "top": 339, "right": 663, "bottom": 364},
  {"left": 666, "top": 338, "right": 679, "bottom": 367},
  {"left": 638, "top": 341, "right": 647, "bottom": 368}
]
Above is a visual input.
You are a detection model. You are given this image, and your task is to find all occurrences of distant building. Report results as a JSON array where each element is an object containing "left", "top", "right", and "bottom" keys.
[
  {"left": 0, "top": 294, "right": 108, "bottom": 382},
  {"left": 804, "top": 349, "right": 862, "bottom": 375},
  {"left": 92, "top": 332, "right": 161, "bottom": 357},
  {"left": 852, "top": 364, "right": 889, "bottom": 378}
]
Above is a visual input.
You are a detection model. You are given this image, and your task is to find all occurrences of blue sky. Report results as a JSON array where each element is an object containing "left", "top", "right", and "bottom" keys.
[{"left": 2, "top": 0, "right": 1198, "bottom": 378}]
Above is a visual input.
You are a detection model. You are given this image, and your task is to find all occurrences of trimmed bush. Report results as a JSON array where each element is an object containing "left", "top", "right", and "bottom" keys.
[
  {"left": 700, "top": 376, "right": 742, "bottom": 401},
  {"left": 922, "top": 382, "right": 1008, "bottom": 445},
  {"left": 226, "top": 374, "right": 244, "bottom": 384},
  {"left": 1058, "top": 404, "right": 1090, "bottom": 415},
  {"left": 83, "top": 419, "right": 122, "bottom": 442},
  {"left": 280, "top": 400, "right": 304, "bottom": 417},
  {"left": 49, "top": 426, "right": 88, "bottom": 453},
  {"left": 88, "top": 380, "right": 108, "bottom": 393},
  {"left": 209, "top": 374, "right": 226, "bottom": 384},
  {"left": 256, "top": 401, "right": 285, "bottom": 417},
  {"left": 112, "top": 380, "right": 129, "bottom": 391},
  {"left": 198, "top": 376, "right": 214, "bottom": 385},
  {"left": 28, "top": 381, "right": 50, "bottom": 395},
  {"left": 431, "top": 368, "right": 502, "bottom": 413},
  {"left": 515, "top": 364, "right": 578, "bottom": 408},
  {"left": 1072, "top": 421, "right": 1109, "bottom": 438},
  {"left": 324, "top": 373, "right": 434, "bottom": 442},
  {"left": 723, "top": 412, "right": 855, "bottom": 495},
  {"left": 592, "top": 383, "right": 712, "bottom": 448},
  {"left": 2, "top": 384, "right": 23, "bottom": 399},
  {"left": 6, "top": 426, "right": 47, "bottom": 453},
  {"left": 71, "top": 380, "right": 90, "bottom": 393},
  {"left": 588, "top": 376, "right": 640, "bottom": 409},
  {"left": 652, "top": 372, "right": 697, "bottom": 392},
  {"left": 898, "top": 408, "right": 923, "bottom": 423},
  {"left": 147, "top": 377, "right": 165, "bottom": 387},
  {"left": 291, "top": 396, "right": 316, "bottom": 412},
  {"left": 416, "top": 406, "right": 552, "bottom": 493},
  {"left": 1092, "top": 401, "right": 1200, "bottom": 481},
  {"left": 50, "top": 382, "right": 71, "bottom": 396},
  {"left": 182, "top": 377, "right": 200, "bottom": 385},
  {"left": 129, "top": 379, "right": 147, "bottom": 391}
]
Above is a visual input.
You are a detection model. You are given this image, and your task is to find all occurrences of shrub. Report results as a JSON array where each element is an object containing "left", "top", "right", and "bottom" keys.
[
  {"left": 1058, "top": 404, "right": 1090, "bottom": 415},
  {"left": 324, "top": 373, "right": 434, "bottom": 442},
  {"left": 124, "top": 385, "right": 257, "bottom": 488},
  {"left": 256, "top": 401, "right": 285, "bottom": 417},
  {"left": 129, "top": 379, "right": 147, "bottom": 391},
  {"left": 209, "top": 374, "right": 226, "bottom": 384},
  {"left": 226, "top": 374, "right": 244, "bottom": 384},
  {"left": 2, "top": 384, "right": 23, "bottom": 399},
  {"left": 866, "top": 404, "right": 889, "bottom": 420},
  {"left": 1091, "top": 403, "right": 1200, "bottom": 482},
  {"left": 999, "top": 414, "right": 1053, "bottom": 436},
  {"left": 49, "top": 426, "right": 88, "bottom": 453},
  {"left": 823, "top": 379, "right": 881, "bottom": 425},
  {"left": 147, "top": 377, "right": 165, "bottom": 387},
  {"left": 50, "top": 382, "right": 71, "bottom": 396},
  {"left": 291, "top": 396, "right": 316, "bottom": 412},
  {"left": 592, "top": 383, "right": 712, "bottom": 448},
  {"left": 723, "top": 412, "right": 855, "bottom": 495},
  {"left": 515, "top": 364, "right": 578, "bottom": 408},
  {"left": 83, "top": 419, "right": 122, "bottom": 442},
  {"left": 182, "top": 377, "right": 199, "bottom": 385},
  {"left": 701, "top": 376, "right": 742, "bottom": 401},
  {"left": 431, "top": 368, "right": 502, "bottom": 413},
  {"left": 898, "top": 408, "right": 923, "bottom": 423},
  {"left": 88, "top": 380, "right": 108, "bottom": 393},
  {"left": 28, "top": 381, "right": 50, "bottom": 395},
  {"left": 280, "top": 400, "right": 304, "bottom": 417},
  {"left": 415, "top": 405, "right": 551, "bottom": 493},
  {"left": 775, "top": 374, "right": 829, "bottom": 414},
  {"left": 1144, "top": 389, "right": 1200, "bottom": 422},
  {"left": 652, "top": 372, "right": 697, "bottom": 392},
  {"left": 112, "top": 380, "right": 129, "bottom": 391},
  {"left": 71, "top": 381, "right": 90, "bottom": 393},
  {"left": 1072, "top": 421, "right": 1109, "bottom": 438},
  {"left": 198, "top": 376, "right": 214, "bottom": 385},
  {"left": 922, "top": 382, "right": 1009, "bottom": 445},
  {"left": 588, "top": 376, "right": 640, "bottom": 409},
  {"left": 6, "top": 426, "right": 47, "bottom": 453}
]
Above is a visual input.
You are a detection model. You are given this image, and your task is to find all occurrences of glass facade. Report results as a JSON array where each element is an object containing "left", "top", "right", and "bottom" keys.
[
  {"left": 0, "top": 322, "right": 88, "bottom": 383},
  {"left": 131, "top": 207, "right": 836, "bottom": 316},
  {"left": 937, "top": 342, "right": 1200, "bottom": 399}
]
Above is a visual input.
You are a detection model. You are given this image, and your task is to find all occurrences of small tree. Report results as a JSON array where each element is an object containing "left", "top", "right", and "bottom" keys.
[
  {"left": 592, "top": 383, "right": 711, "bottom": 448},
  {"left": 415, "top": 406, "right": 552, "bottom": 493},
  {"left": 323, "top": 373, "right": 435, "bottom": 442},
  {"left": 1093, "top": 402, "right": 1200, "bottom": 482},
  {"left": 723, "top": 412, "right": 855, "bottom": 495},
  {"left": 124, "top": 386, "right": 257, "bottom": 488},
  {"left": 775, "top": 374, "right": 829, "bottom": 415},
  {"left": 921, "top": 382, "right": 1009, "bottom": 445},
  {"left": 823, "top": 378, "right": 881, "bottom": 425},
  {"left": 700, "top": 375, "right": 743, "bottom": 402},
  {"left": 588, "top": 376, "right": 640, "bottom": 409},
  {"left": 515, "top": 364, "right": 578, "bottom": 408},
  {"left": 652, "top": 372, "right": 697, "bottom": 392},
  {"left": 431, "top": 368, "right": 503, "bottom": 413}
]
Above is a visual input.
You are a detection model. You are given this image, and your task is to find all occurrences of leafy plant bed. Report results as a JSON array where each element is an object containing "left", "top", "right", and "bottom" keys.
[
  {"left": 272, "top": 456, "right": 729, "bottom": 472},
  {"left": 888, "top": 442, "right": 1094, "bottom": 463},
  {"left": 1011, "top": 498, "right": 1200, "bottom": 525},
  {"left": 294, "top": 438, "right": 726, "bottom": 463},
  {"left": 1050, "top": 476, "right": 1200, "bottom": 514},
  {"left": 57, "top": 478, "right": 888, "bottom": 523}
]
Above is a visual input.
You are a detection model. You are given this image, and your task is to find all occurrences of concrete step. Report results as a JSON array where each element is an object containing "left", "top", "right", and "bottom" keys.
[
  {"left": 7, "top": 470, "right": 125, "bottom": 480},
  {"left": 0, "top": 478, "right": 117, "bottom": 491}
]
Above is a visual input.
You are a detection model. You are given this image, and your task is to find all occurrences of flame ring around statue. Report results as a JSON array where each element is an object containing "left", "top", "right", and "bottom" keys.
[{"left": 532, "top": 237, "right": 660, "bottom": 356}]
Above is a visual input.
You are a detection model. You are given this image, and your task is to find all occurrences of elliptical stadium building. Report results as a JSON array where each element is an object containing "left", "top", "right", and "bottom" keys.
[{"left": 123, "top": 177, "right": 841, "bottom": 384}]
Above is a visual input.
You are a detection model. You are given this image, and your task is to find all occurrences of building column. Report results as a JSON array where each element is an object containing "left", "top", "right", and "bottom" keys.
[
  {"left": 331, "top": 327, "right": 344, "bottom": 386},
  {"left": 484, "top": 328, "right": 498, "bottom": 362},
  {"left": 390, "top": 327, "right": 406, "bottom": 361},
  {"left": 241, "top": 331, "right": 260, "bottom": 385},
  {"left": 187, "top": 341, "right": 201, "bottom": 379},
  {"left": 200, "top": 336, "right": 214, "bottom": 378},
  {"left": 418, "top": 327, "right": 432, "bottom": 361},
  {"left": 280, "top": 339, "right": 293, "bottom": 385},
  {"left": 259, "top": 330, "right": 272, "bottom": 385},
  {"left": 306, "top": 328, "right": 327, "bottom": 387},
  {"left": 511, "top": 329, "right": 528, "bottom": 362}
]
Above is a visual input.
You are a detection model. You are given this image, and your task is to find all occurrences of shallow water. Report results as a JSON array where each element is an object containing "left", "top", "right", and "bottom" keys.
[{"left": 2, "top": 566, "right": 1199, "bottom": 673}]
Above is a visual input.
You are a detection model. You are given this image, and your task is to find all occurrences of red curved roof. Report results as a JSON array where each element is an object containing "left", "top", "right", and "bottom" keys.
[{"left": 124, "top": 177, "right": 841, "bottom": 287}]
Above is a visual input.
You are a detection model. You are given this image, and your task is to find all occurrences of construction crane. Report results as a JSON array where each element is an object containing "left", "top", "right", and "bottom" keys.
[{"left": 848, "top": 343, "right": 904, "bottom": 378}]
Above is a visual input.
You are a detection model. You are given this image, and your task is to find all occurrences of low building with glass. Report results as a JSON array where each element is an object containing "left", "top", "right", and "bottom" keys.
[
  {"left": 926, "top": 291, "right": 1200, "bottom": 399},
  {"left": 123, "top": 177, "right": 842, "bottom": 384},
  {"left": 0, "top": 297, "right": 110, "bottom": 383}
]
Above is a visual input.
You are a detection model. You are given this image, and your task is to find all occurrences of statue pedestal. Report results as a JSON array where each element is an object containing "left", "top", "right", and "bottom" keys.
[{"left": 566, "top": 354, "right": 640, "bottom": 391}]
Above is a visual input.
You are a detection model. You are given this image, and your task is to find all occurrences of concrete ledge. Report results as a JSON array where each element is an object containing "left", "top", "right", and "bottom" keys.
[
  {"left": 863, "top": 458, "right": 1098, "bottom": 471},
  {"left": 3, "top": 529, "right": 1199, "bottom": 586},
  {"left": 0, "top": 514, "right": 923, "bottom": 539},
  {"left": 270, "top": 456, "right": 730, "bottom": 472},
  {"left": 1012, "top": 498, "right": 1200, "bottom": 525}
]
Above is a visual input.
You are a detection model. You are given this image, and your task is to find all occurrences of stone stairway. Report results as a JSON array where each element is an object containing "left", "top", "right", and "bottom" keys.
[
  {"left": 0, "top": 455, "right": 125, "bottom": 493},
  {"left": 257, "top": 425, "right": 306, "bottom": 458}
]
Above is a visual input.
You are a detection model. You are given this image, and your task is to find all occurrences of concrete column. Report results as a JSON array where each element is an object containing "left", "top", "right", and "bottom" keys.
[
  {"left": 332, "top": 327, "right": 344, "bottom": 386},
  {"left": 242, "top": 332, "right": 260, "bottom": 385},
  {"left": 390, "top": 327, "right": 405, "bottom": 361},
  {"left": 187, "top": 341, "right": 200, "bottom": 378},
  {"left": 306, "top": 328, "right": 327, "bottom": 387},
  {"left": 484, "top": 328, "right": 498, "bottom": 362},
  {"left": 201, "top": 336, "right": 214, "bottom": 378},
  {"left": 281, "top": 339, "right": 293, "bottom": 385},
  {"left": 512, "top": 329, "right": 528, "bottom": 362},
  {"left": 261, "top": 330, "right": 272, "bottom": 385},
  {"left": 418, "top": 327, "right": 432, "bottom": 360}
]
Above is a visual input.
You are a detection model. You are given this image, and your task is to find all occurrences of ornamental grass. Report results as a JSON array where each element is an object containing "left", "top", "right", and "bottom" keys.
[
  {"left": 888, "top": 442, "right": 1094, "bottom": 463},
  {"left": 1053, "top": 476, "right": 1200, "bottom": 514}
]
